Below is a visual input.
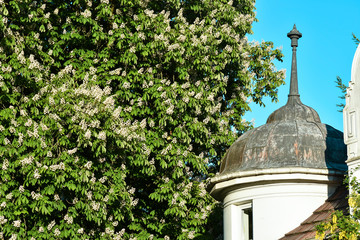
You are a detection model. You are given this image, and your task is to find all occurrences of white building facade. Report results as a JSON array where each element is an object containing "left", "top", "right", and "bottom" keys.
[{"left": 344, "top": 44, "right": 360, "bottom": 181}]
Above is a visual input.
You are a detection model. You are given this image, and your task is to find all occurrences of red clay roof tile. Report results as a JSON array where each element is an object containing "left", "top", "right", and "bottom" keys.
[{"left": 279, "top": 185, "right": 348, "bottom": 240}]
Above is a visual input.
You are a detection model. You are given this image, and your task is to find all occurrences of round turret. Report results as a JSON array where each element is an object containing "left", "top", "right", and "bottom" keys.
[{"left": 209, "top": 25, "right": 347, "bottom": 240}]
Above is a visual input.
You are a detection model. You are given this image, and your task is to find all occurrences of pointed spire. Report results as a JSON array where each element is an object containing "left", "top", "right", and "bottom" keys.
[
  {"left": 287, "top": 25, "right": 302, "bottom": 102},
  {"left": 266, "top": 25, "right": 322, "bottom": 124}
]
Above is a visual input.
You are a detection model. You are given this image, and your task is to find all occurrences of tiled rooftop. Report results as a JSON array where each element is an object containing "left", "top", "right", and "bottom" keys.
[{"left": 279, "top": 185, "right": 348, "bottom": 240}]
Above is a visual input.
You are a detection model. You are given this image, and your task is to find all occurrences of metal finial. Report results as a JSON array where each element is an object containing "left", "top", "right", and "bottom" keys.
[
  {"left": 287, "top": 24, "right": 302, "bottom": 47},
  {"left": 287, "top": 25, "right": 302, "bottom": 99}
]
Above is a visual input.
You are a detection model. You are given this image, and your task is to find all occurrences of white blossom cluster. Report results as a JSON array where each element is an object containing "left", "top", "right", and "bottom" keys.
[{"left": 0, "top": 0, "right": 285, "bottom": 238}]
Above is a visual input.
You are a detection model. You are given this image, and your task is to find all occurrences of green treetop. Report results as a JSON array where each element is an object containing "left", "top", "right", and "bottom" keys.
[{"left": 0, "top": 0, "right": 284, "bottom": 239}]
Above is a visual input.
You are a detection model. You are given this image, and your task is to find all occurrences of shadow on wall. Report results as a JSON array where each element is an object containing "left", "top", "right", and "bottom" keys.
[{"left": 324, "top": 124, "right": 347, "bottom": 173}]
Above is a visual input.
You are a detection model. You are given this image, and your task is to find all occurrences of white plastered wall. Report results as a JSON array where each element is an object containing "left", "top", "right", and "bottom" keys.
[
  {"left": 211, "top": 169, "right": 342, "bottom": 240},
  {"left": 345, "top": 44, "right": 360, "bottom": 181}
]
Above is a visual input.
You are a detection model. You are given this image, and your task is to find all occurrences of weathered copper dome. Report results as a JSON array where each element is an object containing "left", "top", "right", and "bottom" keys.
[
  {"left": 219, "top": 25, "right": 347, "bottom": 175},
  {"left": 219, "top": 115, "right": 347, "bottom": 173}
]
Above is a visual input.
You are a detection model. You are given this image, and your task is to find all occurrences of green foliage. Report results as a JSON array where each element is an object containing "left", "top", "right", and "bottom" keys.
[
  {"left": 0, "top": 0, "right": 284, "bottom": 239},
  {"left": 352, "top": 33, "right": 359, "bottom": 45},
  {"left": 335, "top": 34, "right": 358, "bottom": 113},
  {"left": 335, "top": 76, "right": 347, "bottom": 112},
  {"left": 315, "top": 177, "right": 360, "bottom": 240}
]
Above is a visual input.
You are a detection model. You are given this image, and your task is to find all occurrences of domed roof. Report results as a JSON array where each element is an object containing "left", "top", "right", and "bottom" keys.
[
  {"left": 219, "top": 26, "right": 347, "bottom": 175},
  {"left": 219, "top": 102, "right": 347, "bottom": 174},
  {"left": 266, "top": 97, "right": 321, "bottom": 124}
]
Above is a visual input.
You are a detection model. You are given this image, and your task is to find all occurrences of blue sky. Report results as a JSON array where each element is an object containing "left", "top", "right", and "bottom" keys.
[{"left": 245, "top": 0, "right": 360, "bottom": 131}]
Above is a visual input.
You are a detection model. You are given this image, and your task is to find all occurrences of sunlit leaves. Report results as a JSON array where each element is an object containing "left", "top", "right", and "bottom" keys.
[{"left": 0, "top": 0, "right": 284, "bottom": 239}]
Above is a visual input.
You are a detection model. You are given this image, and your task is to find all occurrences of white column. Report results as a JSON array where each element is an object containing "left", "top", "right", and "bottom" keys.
[
  {"left": 224, "top": 203, "right": 252, "bottom": 240},
  {"left": 224, "top": 204, "right": 242, "bottom": 240}
]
